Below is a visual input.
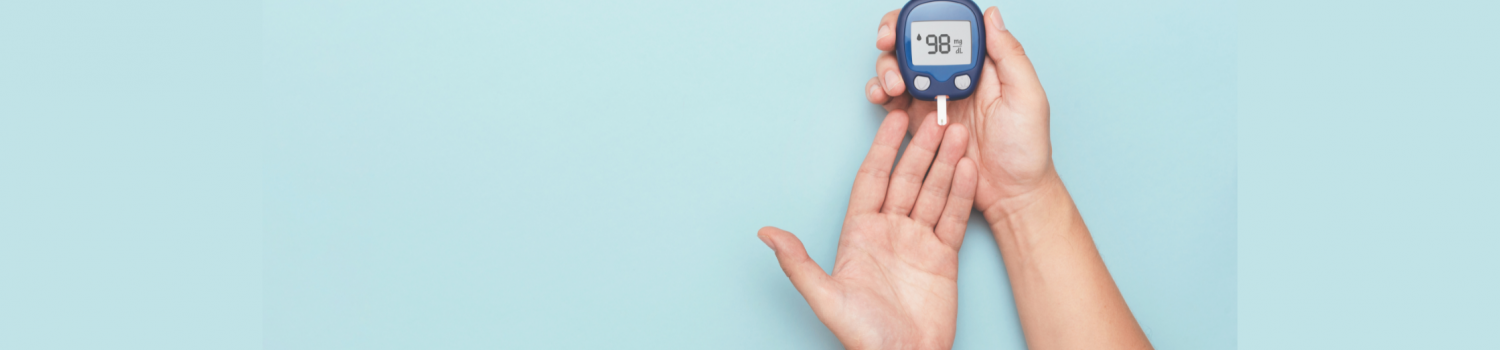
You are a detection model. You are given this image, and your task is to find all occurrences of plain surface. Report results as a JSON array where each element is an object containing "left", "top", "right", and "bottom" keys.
[
  {"left": 0, "top": 1, "right": 263, "bottom": 349},
  {"left": 0, "top": 0, "right": 1235, "bottom": 349},
  {"left": 1237, "top": 0, "right": 1500, "bottom": 348}
]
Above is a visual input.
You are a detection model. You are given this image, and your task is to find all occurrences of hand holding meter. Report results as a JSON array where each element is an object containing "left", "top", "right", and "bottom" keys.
[{"left": 896, "top": 0, "right": 986, "bottom": 125}]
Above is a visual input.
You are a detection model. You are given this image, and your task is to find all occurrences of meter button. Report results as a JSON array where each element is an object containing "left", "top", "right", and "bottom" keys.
[
  {"left": 913, "top": 76, "right": 931, "bottom": 91},
  {"left": 954, "top": 75, "right": 971, "bottom": 90}
]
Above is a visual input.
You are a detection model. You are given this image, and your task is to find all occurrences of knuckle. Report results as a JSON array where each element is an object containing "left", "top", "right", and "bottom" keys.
[
  {"left": 952, "top": 186, "right": 975, "bottom": 200},
  {"left": 858, "top": 166, "right": 891, "bottom": 180},
  {"left": 942, "top": 208, "right": 966, "bottom": 221},
  {"left": 894, "top": 170, "right": 925, "bottom": 185},
  {"left": 1005, "top": 39, "right": 1027, "bottom": 58},
  {"left": 923, "top": 180, "right": 951, "bottom": 197}
]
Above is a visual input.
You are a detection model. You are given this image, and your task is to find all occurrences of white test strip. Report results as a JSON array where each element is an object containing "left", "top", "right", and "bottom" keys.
[{"left": 936, "top": 95, "right": 949, "bottom": 126}]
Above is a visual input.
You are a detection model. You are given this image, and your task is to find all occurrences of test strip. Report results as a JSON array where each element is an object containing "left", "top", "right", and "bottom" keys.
[{"left": 936, "top": 95, "right": 949, "bottom": 126}]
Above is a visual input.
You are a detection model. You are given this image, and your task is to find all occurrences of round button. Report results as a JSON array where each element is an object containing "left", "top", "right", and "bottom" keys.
[
  {"left": 913, "top": 76, "right": 931, "bottom": 91},
  {"left": 955, "top": 75, "right": 971, "bottom": 90}
]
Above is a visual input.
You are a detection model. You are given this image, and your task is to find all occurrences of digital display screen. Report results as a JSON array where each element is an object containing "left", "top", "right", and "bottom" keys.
[{"left": 909, "top": 21, "right": 972, "bottom": 66}]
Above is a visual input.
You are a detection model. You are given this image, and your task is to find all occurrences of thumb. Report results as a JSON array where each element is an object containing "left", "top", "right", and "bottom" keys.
[
  {"left": 983, "top": 7, "right": 1045, "bottom": 97},
  {"left": 757, "top": 226, "right": 834, "bottom": 303}
]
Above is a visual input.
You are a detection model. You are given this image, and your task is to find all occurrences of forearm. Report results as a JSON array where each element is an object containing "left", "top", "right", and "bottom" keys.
[{"left": 983, "top": 173, "right": 1151, "bottom": 350}]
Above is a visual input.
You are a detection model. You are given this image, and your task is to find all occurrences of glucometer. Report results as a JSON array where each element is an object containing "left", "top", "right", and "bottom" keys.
[{"left": 896, "top": 0, "right": 986, "bottom": 125}]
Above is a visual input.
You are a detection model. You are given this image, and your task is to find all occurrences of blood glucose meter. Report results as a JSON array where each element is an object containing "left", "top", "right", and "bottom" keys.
[{"left": 896, "top": 0, "right": 986, "bottom": 125}]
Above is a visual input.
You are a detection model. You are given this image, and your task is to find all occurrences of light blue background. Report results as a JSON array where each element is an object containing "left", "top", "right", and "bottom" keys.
[
  {"left": 0, "top": 1, "right": 263, "bottom": 349},
  {"left": 1237, "top": 0, "right": 1500, "bottom": 348}
]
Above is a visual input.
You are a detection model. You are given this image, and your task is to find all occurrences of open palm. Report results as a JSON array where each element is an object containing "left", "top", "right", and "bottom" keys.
[
  {"left": 759, "top": 112, "right": 977, "bottom": 350},
  {"left": 866, "top": 8, "right": 1055, "bottom": 214}
]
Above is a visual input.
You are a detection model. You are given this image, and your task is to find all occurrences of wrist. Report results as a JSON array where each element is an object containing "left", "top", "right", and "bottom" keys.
[
  {"left": 980, "top": 172, "right": 1081, "bottom": 255},
  {"left": 841, "top": 337, "right": 951, "bottom": 350},
  {"left": 979, "top": 169, "right": 1066, "bottom": 223}
]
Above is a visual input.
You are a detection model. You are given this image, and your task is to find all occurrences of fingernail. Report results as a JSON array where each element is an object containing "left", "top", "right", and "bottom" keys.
[
  {"left": 878, "top": 25, "right": 892, "bottom": 39},
  {"left": 869, "top": 84, "right": 882, "bottom": 99},
  {"left": 758, "top": 235, "right": 775, "bottom": 251},
  {"left": 989, "top": 8, "right": 1006, "bottom": 30},
  {"left": 884, "top": 71, "right": 901, "bottom": 92}
]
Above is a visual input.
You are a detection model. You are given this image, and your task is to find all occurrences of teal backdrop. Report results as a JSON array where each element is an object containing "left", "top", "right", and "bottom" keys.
[
  {"left": 14, "top": 0, "right": 1494, "bottom": 349},
  {"left": 1, "top": 1, "right": 263, "bottom": 349},
  {"left": 1238, "top": 0, "right": 1500, "bottom": 348}
]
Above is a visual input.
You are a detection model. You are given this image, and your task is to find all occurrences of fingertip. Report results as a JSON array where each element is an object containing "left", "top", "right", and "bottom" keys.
[
  {"left": 757, "top": 226, "right": 781, "bottom": 250},
  {"left": 946, "top": 122, "right": 969, "bottom": 144},
  {"left": 877, "top": 24, "right": 893, "bottom": 51},
  {"left": 868, "top": 110, "right": 909, "bottom": 150},
  {"left": 916, "top": 110, "right": 951, "bottom": 138},
  {"left": 947, "top": 121, "right": 967, "bottom": 135},
  {"left": 866, "top": 78, "right": 889, "bottom": 104},
  {"left": 939, "top": 124, "right": 969, "bottom": 159},
  {"left": 877, "top": 9, "right": 900, "bottom": 51},
  {"left": 985, "top": 7, "right": 1006, "bottom": 31},
  {"left": 882, "top": 70, "right": 906, "bottom": 96},
  {"left": 879, "top": 110, "right": 911, "bottom": 144},
  {"left": 956, "top": 158, "right": 978, "bottom": 183},
  {"left": 885, "top": 110, "right": 910, "bottom": 130}
]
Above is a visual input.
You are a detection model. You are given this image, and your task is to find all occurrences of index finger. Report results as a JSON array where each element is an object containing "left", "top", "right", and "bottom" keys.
[
  {"left": 847, "top": 110, "right": 910, "bottom": 215},
  {"left": 877, "top": 9, "right": 899, "bottom": 52}
]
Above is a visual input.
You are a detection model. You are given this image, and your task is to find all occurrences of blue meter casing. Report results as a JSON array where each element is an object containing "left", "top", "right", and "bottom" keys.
[{"left": 896, "top": 0, "right": 986, "bottom": 101}]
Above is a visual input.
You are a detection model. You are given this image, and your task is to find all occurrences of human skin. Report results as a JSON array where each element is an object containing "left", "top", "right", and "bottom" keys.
[
  {"left": 758, "top": 111, "right": 979, "bottom": 350},
  {"left": 862, "top": 6, "right": 1154, "bottom": 350}
]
